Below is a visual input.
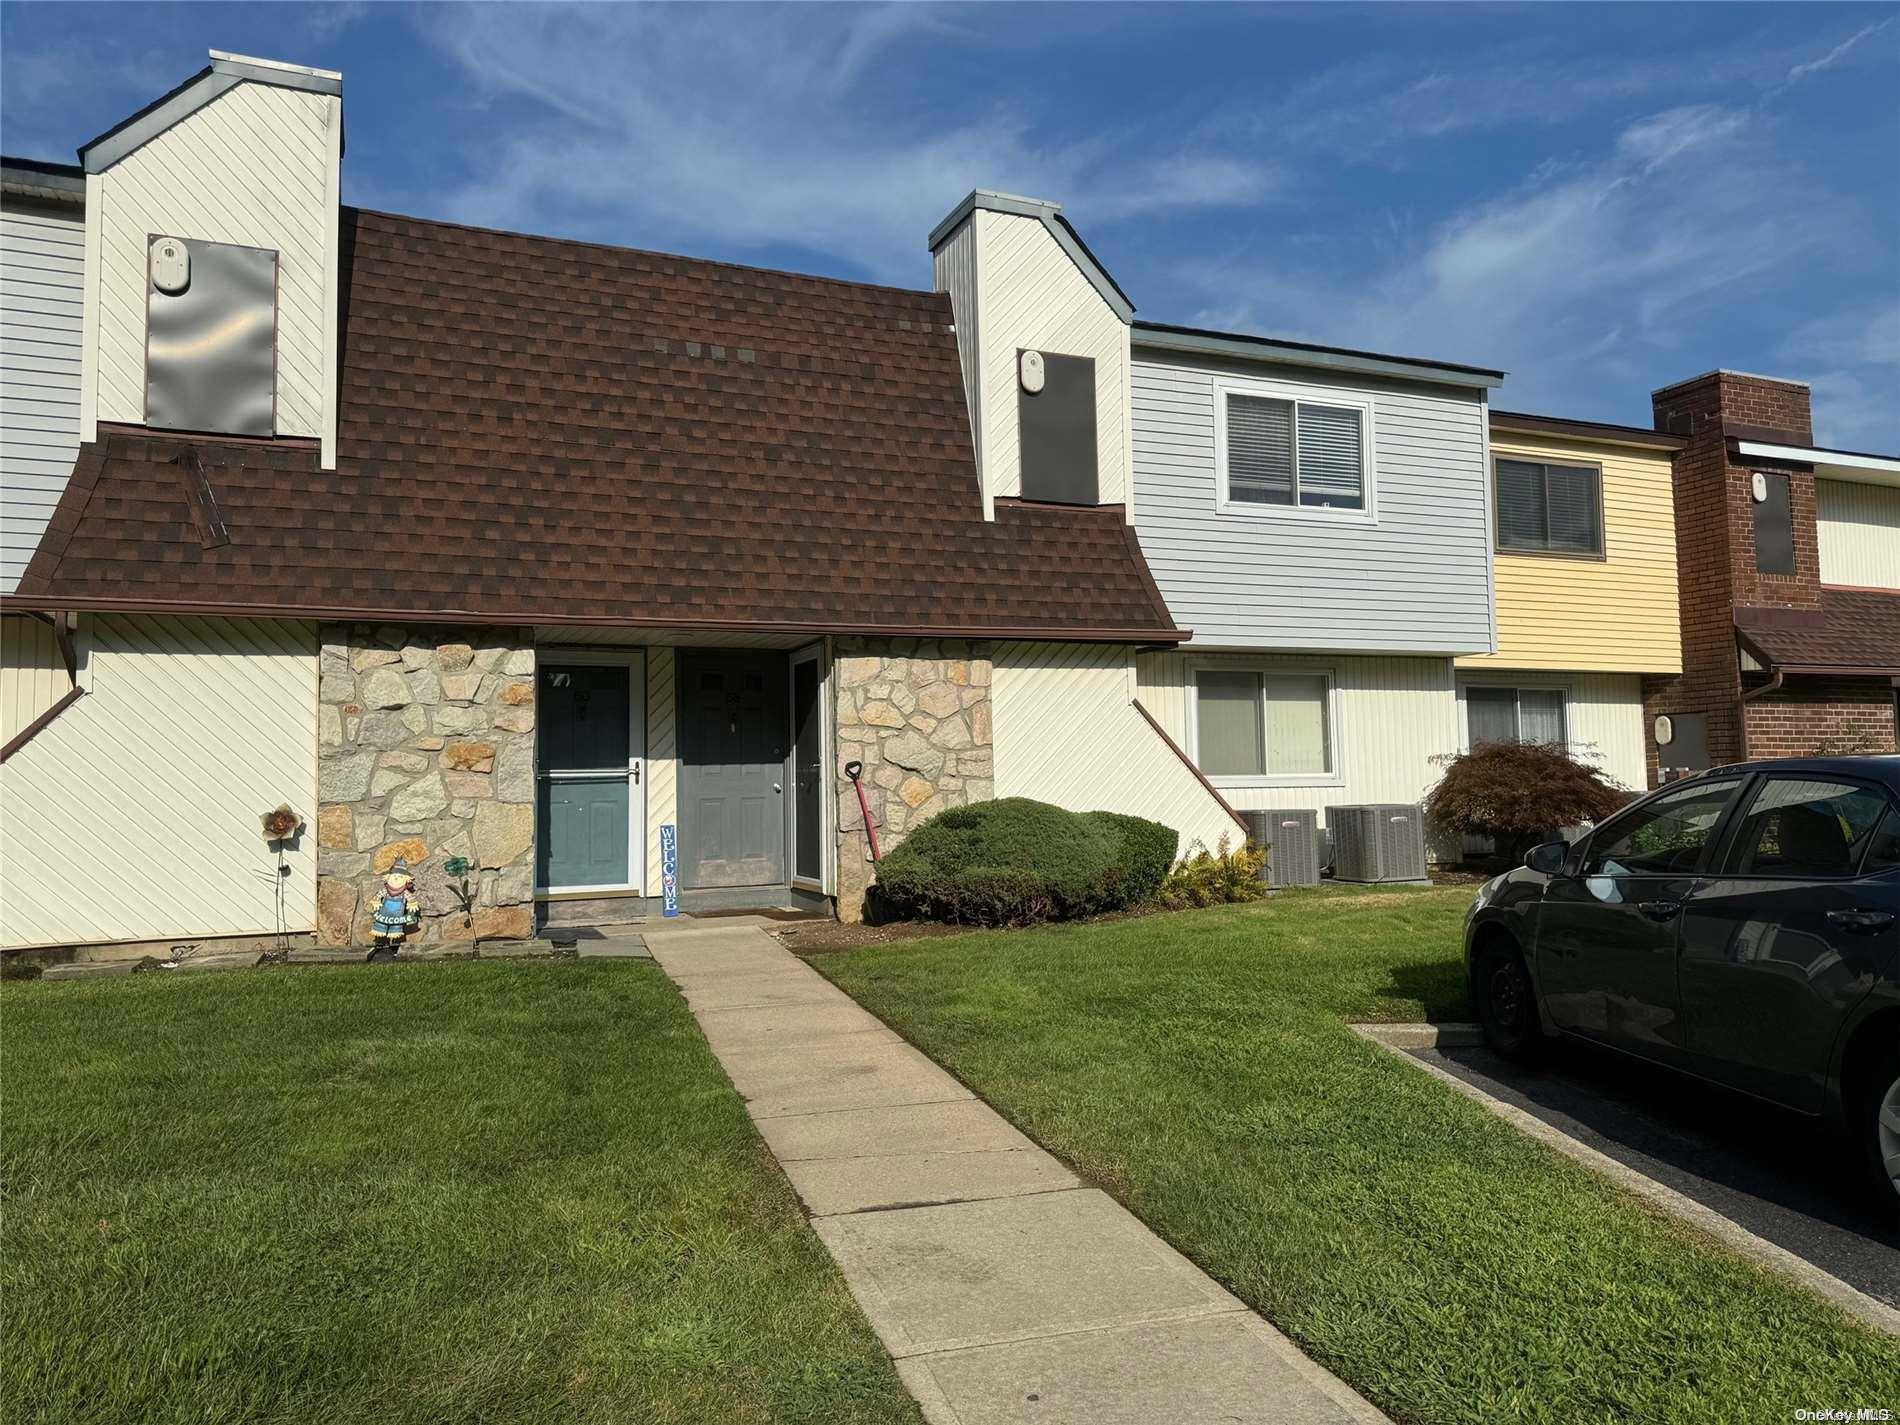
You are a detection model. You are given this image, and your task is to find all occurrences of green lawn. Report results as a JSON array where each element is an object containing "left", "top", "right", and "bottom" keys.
[
  {"left": 1, "top": 961, "right": 918, "bottom": 1425},
  {"left": 819, "top": 885, "right": 1900, "bottom": 1425}
]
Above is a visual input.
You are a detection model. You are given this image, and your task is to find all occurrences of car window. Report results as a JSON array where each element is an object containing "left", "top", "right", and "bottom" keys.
[
  {"left": 1858, "top": 804, "right": 1900, "bottom": 875},
  {"left": 1584, "top": 779, "right": 1741, "bottom": 877},
  {"left": 1723, "top": 777, "right": 1893, "bottom": 879}
]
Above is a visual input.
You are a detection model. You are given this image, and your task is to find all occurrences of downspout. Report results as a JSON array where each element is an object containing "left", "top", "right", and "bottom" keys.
[{"left": 0, "top": 611, "right": 85, "bottom": 765}]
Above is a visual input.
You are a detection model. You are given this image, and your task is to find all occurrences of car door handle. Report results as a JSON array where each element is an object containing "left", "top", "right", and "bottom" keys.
[
  {"left": 1826, "top": 909, "right": 1896, "bottom": 934},
  {"left": 1638, "top": 899, "right": 1682, "bottom": 922}
]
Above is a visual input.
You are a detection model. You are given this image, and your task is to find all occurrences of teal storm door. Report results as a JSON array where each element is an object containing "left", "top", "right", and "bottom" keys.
[{"left": 535, "top": 654, "right": 646, "bottom": 893}]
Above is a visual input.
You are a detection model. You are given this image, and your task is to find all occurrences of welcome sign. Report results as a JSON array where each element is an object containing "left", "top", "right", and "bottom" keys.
[{"left": 660, "top": 823, "right": 679, "bottom": 918}]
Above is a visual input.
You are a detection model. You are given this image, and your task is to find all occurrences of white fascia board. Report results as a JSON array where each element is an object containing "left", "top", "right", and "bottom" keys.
[
  {"left": 209, "top": 51, "right": 343, "bottom": 82},
  {"left": 1737, "top": 440, "right": 1900, "bottom": 487},
  {"left": 928, "top": 188, "right": 1134, "bottom": 324},
  {"left": 81, "top": 52, "right": 341, "bottom": 172}
]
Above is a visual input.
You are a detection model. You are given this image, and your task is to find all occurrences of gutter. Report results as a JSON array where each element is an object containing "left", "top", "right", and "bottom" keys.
[{"left": 0, "top": 592, "right": 1191, "bottom": 646}]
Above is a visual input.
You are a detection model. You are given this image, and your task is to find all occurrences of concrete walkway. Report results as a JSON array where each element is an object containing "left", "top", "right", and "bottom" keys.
[{"left": 647, "top": 924, "right": 1390, "bottom": 1425}]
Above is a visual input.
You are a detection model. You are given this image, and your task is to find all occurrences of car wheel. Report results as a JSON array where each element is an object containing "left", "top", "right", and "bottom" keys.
[
  {"left": 1864, "top": 1046, "right": 1900, "bottom": 1214},
  {"left": 1475, "top": 941, "right": 1545, "bottom": 1064}
]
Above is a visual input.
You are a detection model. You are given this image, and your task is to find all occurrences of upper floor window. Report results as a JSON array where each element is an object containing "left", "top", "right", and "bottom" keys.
[
  {"left": 1496, "top": 458, "right": 1603, "bottom": 557},
  {"left": 1217, "top": 379, "right": 1372, "bottom": 518}
]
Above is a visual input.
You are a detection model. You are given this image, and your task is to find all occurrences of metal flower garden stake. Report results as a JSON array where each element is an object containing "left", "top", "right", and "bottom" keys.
[
  {"left": 258, "top": 804, "right": 304, "bottom": 955},
  {"left": 444, "top": 855, "right": 480, "bottom": 953}
]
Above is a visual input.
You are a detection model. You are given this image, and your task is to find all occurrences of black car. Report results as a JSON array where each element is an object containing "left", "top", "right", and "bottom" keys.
[{"left": 1464, "top": 756, "right": 1900, "bottom": 1209}]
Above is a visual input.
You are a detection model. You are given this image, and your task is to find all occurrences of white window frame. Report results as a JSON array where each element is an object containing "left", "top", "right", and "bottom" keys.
[
  {"left": 533, "top": 645, "right": 647, "bottom": 898},
  {"left": 1185, "top": 657, "right": 1342, "bottom": 789},
  {"left": 1211, "top": 374, "right": 1378, "bottom": 525},
  {"left": 1457, "top": 677, "right": 1572, "bottom": 755}
]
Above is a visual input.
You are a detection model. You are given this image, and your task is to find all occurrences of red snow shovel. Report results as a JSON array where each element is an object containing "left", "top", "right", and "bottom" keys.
[{"left": 843, "top": 760, "right": 882, "bottom": 861}]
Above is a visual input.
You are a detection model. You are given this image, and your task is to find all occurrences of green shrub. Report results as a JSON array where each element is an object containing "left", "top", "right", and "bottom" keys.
[
  {"left": 1084, "top": 810, "right": 1177, "bottom": 907},
  {"left": 873, "top": 798, "right": 1178, "bottom": 927},
  {"left": 1157, "top": 838, "right": 1268, "bottom": 909}
]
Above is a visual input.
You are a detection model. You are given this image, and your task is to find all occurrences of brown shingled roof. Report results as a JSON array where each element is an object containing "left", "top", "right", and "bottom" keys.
[
  {"left": 14, "top": 209, "right": 1182, "bottom": 641},
  {"left": 1735, "top": 589, "right": 1900, "bottom": 675}
]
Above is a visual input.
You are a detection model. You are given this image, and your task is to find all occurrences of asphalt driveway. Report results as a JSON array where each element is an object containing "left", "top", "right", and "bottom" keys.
[{"left": 1410, "top": 1039, "right": 1900, "bottom": 1310}]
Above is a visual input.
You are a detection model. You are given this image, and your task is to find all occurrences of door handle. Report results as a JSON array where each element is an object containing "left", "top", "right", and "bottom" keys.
[
  {"left": 1638, "top": 899, "right": 1682, "bottom": 922},
  {"left": 1826, "top": 908, "right": 1896, "bottom": 934},
  {"left": 631, "top": 761, "right": 640, "bottom": 786}
]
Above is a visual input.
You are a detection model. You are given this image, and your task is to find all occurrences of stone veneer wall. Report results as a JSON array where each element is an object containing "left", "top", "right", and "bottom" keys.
[
  {"left": 315, "top": 625, "right": 537, "bottom": 945},
  {"left": 834, "top": 637, "right": 993, "bottom": 922}
]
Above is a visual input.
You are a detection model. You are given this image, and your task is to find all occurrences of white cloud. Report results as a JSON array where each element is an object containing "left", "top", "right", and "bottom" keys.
[
  {"left": 1178, "top": 98, "right": 1843, "bottom": 415},
  {"left": 299, "top": 2, "right": 369, "bottom": 41},
  {"left": 1783, "top": 304, "right": 1900, "bottom": 451},
  {"left": 1778, "top": 15, "right": 1897, "bottom": 87},
  {"left": 412, "top": 3, "right": 1279, "bottom": 281}
]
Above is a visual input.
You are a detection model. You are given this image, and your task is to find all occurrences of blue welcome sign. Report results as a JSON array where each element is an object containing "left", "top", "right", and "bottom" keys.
[{"left": 660, "top": 823, "right": 679, "bottom": 918}]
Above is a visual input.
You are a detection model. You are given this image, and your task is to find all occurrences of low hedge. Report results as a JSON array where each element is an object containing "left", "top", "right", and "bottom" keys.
[{"left": 873, "top": 798, "right": 1178, "bottom": 926}]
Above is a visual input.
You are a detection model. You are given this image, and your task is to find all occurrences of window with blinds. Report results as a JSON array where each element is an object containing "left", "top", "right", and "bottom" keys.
[
  {"left": 1224, "top": 392, "right": 1365, "bottom": 511},
  {"left": 1496, "top": 458, "right": 1602, "bottom": 555},
  {"left": 1466, "top": 685, "right": 1567, "bottom": 748},
  {"left": 1194, "top": 669, "right": 1332, "bottom": 779}
]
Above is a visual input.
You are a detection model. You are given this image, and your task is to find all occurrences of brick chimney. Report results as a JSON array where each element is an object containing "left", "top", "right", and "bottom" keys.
[{"left": 1642, "top": 370, "right": 1820, "bottom": 776}]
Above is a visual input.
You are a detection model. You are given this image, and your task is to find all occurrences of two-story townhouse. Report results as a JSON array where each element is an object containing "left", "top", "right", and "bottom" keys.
[
  {"left": 1456, "top": 410, "right": 1686, "bottom": 795},
  {"left": 1123, "top": 321, "right": 1503, "bottom": 859},
  {"left": 0, "top": 55, "right": 1243, "bottom": 956},
  {"left": 1643, "top": 370, "right": 1900, "bottom": 774}
]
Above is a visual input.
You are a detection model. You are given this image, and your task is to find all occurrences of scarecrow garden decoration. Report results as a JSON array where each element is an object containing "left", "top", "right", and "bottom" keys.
[{"left": 371, "top": 858, "right": 421, "bottom": 953}]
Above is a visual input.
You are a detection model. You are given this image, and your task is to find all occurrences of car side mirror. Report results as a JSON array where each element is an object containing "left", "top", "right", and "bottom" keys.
[{"left": 1525, "top": 840, "right": 1570, "bottom": 876}]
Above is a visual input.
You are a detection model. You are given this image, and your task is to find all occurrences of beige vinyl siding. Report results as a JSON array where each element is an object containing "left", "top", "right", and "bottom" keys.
[
  {"left": 1, "top": 614, "right": 317, "bottom": 948},
  {"left": 993, "top": 642, "right": 1242, "bottom": 857},
  {"left": 1461, "top": 433, "right": 1681, "bottom": 674},
  {"left": 1, "top": 614, "right": 71, "bottom": 743},
  {"left": 975, "top": 209, "right": 1129, "bottom": 509},
  {"left": 2, "top": 196, "right": 85, "bottom": 593},
  {"left": 1816, "top": 479, "right": 1900, "bottom": 590},
  {"left": 93, "top": 82, "right": 338, "bottom": 437},
  {"left": 932, "top": 216, "right": 981, "bottom": 465},
  {"left": 644, "top": 646, "right": 679, "bottom": 893},
  {"left": 1457, "top": 670, "right": 1647, "bottom": 793},
  {"left": 1131, "top": 350, "right": 1493, "bottom": 652},
  {"left": 1137, "top": 650, "right": 1458, "bottom": 824}
]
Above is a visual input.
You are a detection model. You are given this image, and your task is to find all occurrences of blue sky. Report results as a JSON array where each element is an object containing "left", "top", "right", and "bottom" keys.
[{"left": 4, "top": 2, "right": 1895, "bottom": 447}]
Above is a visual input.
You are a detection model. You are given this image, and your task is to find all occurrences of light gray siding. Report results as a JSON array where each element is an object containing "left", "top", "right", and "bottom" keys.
[
  {"left": 2, "top": 196, "right": 85, "bottom": 594},
  {"left": 931, "top": 215, "right": 981, "bottom": 466},
  {"left": 1132, "top": 348, "right": 1495, "bottom": 653}
]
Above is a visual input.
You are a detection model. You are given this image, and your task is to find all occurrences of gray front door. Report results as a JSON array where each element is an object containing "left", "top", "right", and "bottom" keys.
[
  {"left": 680, "top": 652, "right": 788, "bottom": 889},
  {"left": 536, "top": 658, "right": 643, "bottom": 891}
]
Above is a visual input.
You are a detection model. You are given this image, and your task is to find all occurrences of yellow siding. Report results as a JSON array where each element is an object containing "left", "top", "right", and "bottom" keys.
[
  {"left": 1459, "top": 433, "right": 1681, "bottom": 674},
  {"left": 644, "top": 646, "right": 678, "bottom": 894}
]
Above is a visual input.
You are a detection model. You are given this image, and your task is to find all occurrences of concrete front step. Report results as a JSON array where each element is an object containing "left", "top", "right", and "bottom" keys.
[{"left": 41, "top": 957, "right": 160, "bottom": 980}]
